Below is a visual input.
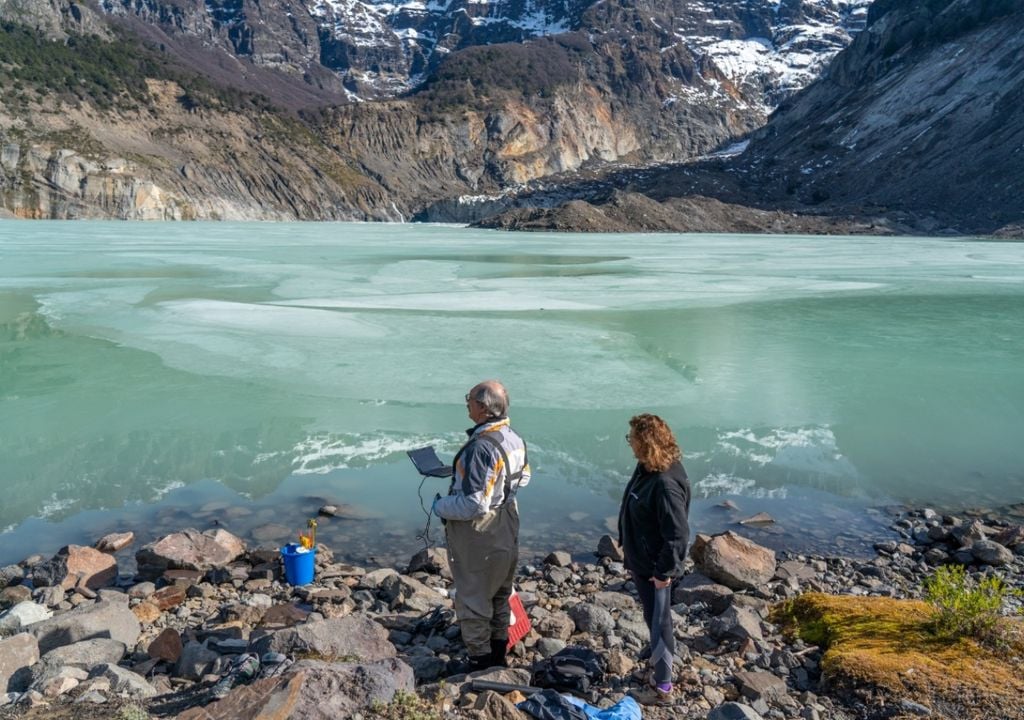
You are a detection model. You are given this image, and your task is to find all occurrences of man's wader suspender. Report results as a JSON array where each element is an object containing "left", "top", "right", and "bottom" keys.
[{"left": 451, "top": 431, "right": 528, "bottom": 510}]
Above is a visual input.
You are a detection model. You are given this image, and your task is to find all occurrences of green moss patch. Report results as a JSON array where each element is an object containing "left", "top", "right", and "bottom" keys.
[{"left": 775, "top": 593, "right": 1024, "bottom": 717}]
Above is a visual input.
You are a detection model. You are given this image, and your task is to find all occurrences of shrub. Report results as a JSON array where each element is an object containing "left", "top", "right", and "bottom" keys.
[
  {"left": 923, "top": 564, "right": 1021, "bottom": 644},
  {"left": 367, "top": 690, "right": 447, "bottom": 720}
]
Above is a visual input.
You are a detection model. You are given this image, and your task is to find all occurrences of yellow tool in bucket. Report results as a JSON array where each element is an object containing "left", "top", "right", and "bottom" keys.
[{"left": 298, "top": 518, "right": 317, "bottom": 550}]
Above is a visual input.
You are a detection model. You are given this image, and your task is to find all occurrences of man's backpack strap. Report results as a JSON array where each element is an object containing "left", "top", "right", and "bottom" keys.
[{"left": 476, "top": 432, "right": 526, "bottom": 508}]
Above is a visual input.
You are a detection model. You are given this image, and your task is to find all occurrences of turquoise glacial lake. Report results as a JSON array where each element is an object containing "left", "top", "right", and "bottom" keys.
[{"left": 1, "top": 222, "right": 1023, "bottom": 567}]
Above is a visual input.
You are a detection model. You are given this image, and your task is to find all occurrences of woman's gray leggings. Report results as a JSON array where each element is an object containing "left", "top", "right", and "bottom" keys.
[{"left": 632, "top": 572, "right": 675, "bottom": 686}]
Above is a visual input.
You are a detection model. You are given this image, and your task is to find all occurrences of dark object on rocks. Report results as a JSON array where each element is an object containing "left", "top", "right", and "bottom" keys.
[
  {"left": 517, "top": 688, "right": 589, "bottom": 720},
  {"left": 531, "top": 646, "right": 605, "bottom": 696},
  {"left": 472, "top": 678, "right": 544, "bottom": 694}
]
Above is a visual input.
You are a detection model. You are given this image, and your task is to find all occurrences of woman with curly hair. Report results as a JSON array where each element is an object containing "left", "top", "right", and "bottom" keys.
[{"left": 618, "top": 413, "right": 691, "bottom": 705}]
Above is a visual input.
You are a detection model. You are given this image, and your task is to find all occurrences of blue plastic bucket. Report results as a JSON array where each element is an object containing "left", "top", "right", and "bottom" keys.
[{"left": 280, "top": 543, "right": 316, "bottom": 586}]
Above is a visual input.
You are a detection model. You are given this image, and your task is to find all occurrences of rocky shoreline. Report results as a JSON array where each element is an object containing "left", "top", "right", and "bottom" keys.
[{"left": 1, "top": 506, "right": 1023, "bottom": 720}]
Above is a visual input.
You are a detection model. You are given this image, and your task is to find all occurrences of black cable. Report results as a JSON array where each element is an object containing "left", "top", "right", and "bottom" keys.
[{"left": 415, "top": 473, "right": 434, "bottom": 550}]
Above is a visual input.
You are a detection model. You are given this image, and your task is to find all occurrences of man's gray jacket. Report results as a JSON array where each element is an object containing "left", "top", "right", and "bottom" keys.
[{"left": 433, "top": 418, "right": 530, "bottom": 521}]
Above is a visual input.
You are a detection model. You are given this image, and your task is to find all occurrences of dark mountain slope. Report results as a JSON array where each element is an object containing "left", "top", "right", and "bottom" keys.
[
  {"left": 725, "top": 0, "right": 1024, "bottom": 233},
  {"left": 480, "top": 0, "right": 1024, "bottom": 234}
]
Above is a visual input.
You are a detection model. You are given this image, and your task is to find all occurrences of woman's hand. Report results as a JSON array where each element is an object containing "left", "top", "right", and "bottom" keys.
[{"left": 652, "top": 576, "right": 671, "bottom": 589}]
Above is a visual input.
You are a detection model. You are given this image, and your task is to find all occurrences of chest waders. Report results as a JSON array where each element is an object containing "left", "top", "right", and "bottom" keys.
[{"left": 446, "top": 431, "right": 528, "bottom": 662}]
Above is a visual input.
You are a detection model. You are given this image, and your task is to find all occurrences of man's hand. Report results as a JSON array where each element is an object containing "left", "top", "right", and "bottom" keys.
[{"left": 652, "top": 576, "right": 671, "bottom": 589}]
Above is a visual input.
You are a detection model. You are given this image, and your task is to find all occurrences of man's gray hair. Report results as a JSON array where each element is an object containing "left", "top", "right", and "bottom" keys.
[{"left": 470, "top": 381, "right": 509, "bottom": 418}]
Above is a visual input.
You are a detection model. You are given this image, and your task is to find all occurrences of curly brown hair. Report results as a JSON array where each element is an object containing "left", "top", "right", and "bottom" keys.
[{"left": 628, "top": 413, "right": 682, "bottom": 472}]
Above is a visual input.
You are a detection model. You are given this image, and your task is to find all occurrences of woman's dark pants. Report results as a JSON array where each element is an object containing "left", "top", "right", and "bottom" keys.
[{"left": 632, "top": 571, "right": 675, "bottom": 686}]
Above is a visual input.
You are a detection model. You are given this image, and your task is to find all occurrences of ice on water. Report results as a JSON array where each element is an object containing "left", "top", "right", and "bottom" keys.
[{"left": 1, "top": 221, "right": 1023, "bottom": 560}]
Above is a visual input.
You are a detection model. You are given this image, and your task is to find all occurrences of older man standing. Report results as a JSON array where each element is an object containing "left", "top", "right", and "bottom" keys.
[{"left": 432, "top": 380, "right": 531, "bottom": 672}]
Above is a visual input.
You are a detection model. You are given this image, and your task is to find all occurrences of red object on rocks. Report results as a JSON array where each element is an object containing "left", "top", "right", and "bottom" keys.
[{"left": 507, "top": 590, "right": 531, "bottom": 650}]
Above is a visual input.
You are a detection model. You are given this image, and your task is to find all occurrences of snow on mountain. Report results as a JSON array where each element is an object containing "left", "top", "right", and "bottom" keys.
[{"left": 680, "top": 0, "right": 873, "bottom": 114}]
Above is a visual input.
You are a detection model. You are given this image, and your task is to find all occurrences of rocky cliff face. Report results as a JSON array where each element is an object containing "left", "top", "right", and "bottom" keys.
[
  {"left": 725, "top": 0, "right": 1024, "bottom": 233},
  {"left": 469, "top": 0, "right": 1024, "bottom": 234},
  {"left": 0, "top": 0, "right": 872, "bottom": 221}
]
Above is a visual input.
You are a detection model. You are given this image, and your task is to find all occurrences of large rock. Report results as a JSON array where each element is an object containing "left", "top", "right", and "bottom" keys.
[
  {"left": 90, "top": 664, "right": 157, "bottom": 699},
  {"left": 177, "top": 640, "right": 220, "bottom": 680},
  {"left": 734, "top": 670, "right": 789, "bottom": 702},
  {"left": 0, "top": 565, "right": 23, "bottom": 588},
  {"left": 568, "top": 603, "right": 615, "bottom": 635},
  {"left": 407, "top": 547, "right": 451, "bottom": 579},
  {"left": 32, "top": 638, "right": 127, "bottom": 685},
  {"left": 709, "top": 606, "right": 763, "bottom": 642},
  {"left": 29, "top": 600, "right": 141, "bottom": 654},
  {"left": 30, "top": 546, "right": 117, "bottom": 590},
  {"left": 690, "top": 532, "right": 776, "bottom": 591},
  {"left": 0, "top": 633, "right": 39, "bottom": 693},
  {"left": 0, "top": 601, "right": 53, "bottom": 632},
  {"left": 249, "top": 616, "right": 396, "bottom": 662},
  {"left": 673, "top": 572, "right": 734, "bottom": 614},
  {"left": 176, "top": 658, "right": 414, "bottom": 720},
  {"left": 147, "top": 629, "right": 183, "bottom": 663},
  {"left": 970, "top": 540, "right": 1014, "bottom": 566},
  {"left": 135, "top": 528, "right": 245, "bottom": 579}
]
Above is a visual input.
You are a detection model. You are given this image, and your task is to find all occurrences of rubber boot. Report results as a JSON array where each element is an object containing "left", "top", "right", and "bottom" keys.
[{"left": 489, "top": 638, "right": 509, "bottom": 668}]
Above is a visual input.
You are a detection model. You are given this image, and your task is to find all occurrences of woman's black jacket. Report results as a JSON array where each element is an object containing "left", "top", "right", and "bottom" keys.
[{"left": 617, "top": 460, "right": 691, "bottom": 580}]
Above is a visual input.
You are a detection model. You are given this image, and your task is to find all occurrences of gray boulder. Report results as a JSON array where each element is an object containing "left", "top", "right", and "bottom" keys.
[
  {"left": 177, "top": 640, "right": 220, "bottom": 680},
  {"left": 31, "top": 639, "right": 127, "bottom": 685},
  {"left": 28, "top": 600, "right": 141, "bottom": 654},
  {"left": 176, "top": 658, "right": 414, "bottom": 720},
  {"left": 0, "top": 565, "right": 23, "bottom": 588},
  {"left": 734, "top": 670, "right": 788, "bottom": 702},
  {"left": 970, "top": 540, "right": 1014, "bottom": 566},
  {"left": 690, "top": 532, "right": 776, "bottom": 591},
  {"left": 249, "top": 616, "right": 396, "bottom": 662},
  {"left": 0, "top": 633, "right": 39, "bottom": 693},
  {"left": 709, "top": 606, "right": 763, "bottom": 642},
  {"left": 90, "top": 664, "right": 157, "bottom": 699},
  {"left": 673, "top": 572, "right": 734, "bottom": 614},
  {"left": 568, "top": 603, "right": 615, "bottom": 635}
]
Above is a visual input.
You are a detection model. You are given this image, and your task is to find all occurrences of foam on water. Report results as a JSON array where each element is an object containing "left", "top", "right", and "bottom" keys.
[
  {"left": 694, "top": 472, "right": 789, "bottom": 499},
  {"left": 716, "top": 426, "right": 858, "bottom": 477},
  {"left": 278, "top": 431, "right": 465, "bottom": 475}
]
